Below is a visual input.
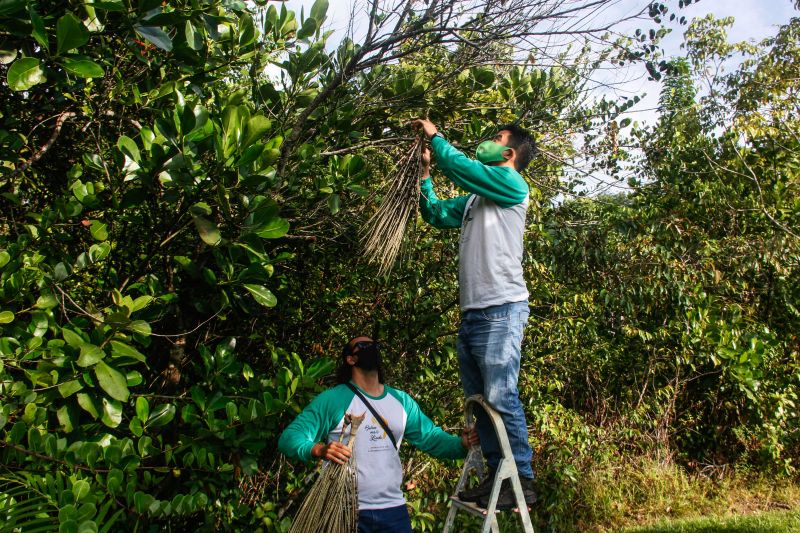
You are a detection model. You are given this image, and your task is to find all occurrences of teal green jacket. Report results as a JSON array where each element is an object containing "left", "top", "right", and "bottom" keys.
[
  {"left": 278, "top": 382, "right": 464, "bottom": 509},
  {"left": 277, "top": 383, "right": 465, "bottom": 462},
  {"left": 420, "top": 135, "right": 529, "bottom": 228}
]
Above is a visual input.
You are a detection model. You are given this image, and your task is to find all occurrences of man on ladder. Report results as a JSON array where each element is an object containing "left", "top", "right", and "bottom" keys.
[{"left": 412, "top": 118, "right": 537, "bottom": 511}]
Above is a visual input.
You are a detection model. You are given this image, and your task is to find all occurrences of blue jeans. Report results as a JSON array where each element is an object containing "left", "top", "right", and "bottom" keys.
[
  {"left": 457, "top": 301, "right": 534, "bottom": 478},
  {"left": 357, "top": 505, "right": 412, "bottom": 533}
]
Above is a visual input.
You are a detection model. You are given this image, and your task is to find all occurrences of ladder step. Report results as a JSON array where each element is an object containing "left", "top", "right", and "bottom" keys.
[
  {"left": 442, "top": 395, "right": 535, "bottom": 533},
  {"left": 449, "top": 496, "right": 498, "bottom": 516},
  {"left": 450, "top": 496, "right": 531, "bottom": 515}
]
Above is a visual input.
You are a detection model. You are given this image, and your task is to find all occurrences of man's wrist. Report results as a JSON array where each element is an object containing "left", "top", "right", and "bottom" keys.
[{"left": 311, "top": 443, "right": 323, "bottom": 458}]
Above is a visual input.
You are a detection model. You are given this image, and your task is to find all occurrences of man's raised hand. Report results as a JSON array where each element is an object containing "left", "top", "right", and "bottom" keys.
[
  {"left": 420, "top": 145, "right": 431, "bottom": 178},
  {"left": 410, "top": 118, "right": 438, "bottom": 139}
]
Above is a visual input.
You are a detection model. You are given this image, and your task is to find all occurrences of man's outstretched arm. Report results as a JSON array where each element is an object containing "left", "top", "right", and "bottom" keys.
[
  {"left": 390, "top": 388, "right": 470, "bottom": 460},
  {"left": 419, "top": 144, "right": 471, "bottom": 229},
  {"left": 411, "top": 118, "right": 528, "bottom": 208}
]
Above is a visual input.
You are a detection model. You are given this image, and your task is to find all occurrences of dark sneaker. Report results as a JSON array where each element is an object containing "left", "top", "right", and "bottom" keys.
[
  {"left": 457, "top": 469, "right": 496, "bottom": 502},
  {"left": 476, "top": 476, "right": 536, "bottom": 511}
]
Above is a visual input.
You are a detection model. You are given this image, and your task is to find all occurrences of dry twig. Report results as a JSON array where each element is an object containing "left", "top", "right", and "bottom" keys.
[
  {"left": 360, "top": 139, "right": 423, "bottom": 275},
  {"left": 289, "top": 413, "right": 365, "bottom": 533}
]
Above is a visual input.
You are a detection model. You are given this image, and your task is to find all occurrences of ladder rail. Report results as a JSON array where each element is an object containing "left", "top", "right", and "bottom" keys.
[{"left": 442, "top": 395, "right": 535, "bottom": 533}]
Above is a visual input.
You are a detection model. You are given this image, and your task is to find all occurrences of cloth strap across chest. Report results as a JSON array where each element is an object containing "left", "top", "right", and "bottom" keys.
[{"left": 345, "top": 383, "right": 398, "bottom": 449}]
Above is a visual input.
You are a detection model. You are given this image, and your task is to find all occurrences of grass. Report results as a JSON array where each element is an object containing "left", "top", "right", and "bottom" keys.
[
  {"left": 410, "top": 451, "right": 800, "bottom": 532},
  {"left": 573, "top": 455, "right": 800, "bottom": 532},
  {"left": 624, "top": 508, "right": 800, "bottom": 532}
]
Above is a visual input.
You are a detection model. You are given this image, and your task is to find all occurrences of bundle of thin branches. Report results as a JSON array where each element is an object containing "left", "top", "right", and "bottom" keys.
[
  {"left": 361, "top": 138, "right": 423, "bottom": 275},
  {"left": 288, "top": 413, "right": 365, "bottom": 533}
]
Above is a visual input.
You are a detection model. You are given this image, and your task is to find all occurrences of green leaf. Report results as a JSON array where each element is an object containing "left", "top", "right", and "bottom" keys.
[
  {"left": 61, "top": 57, "right": 104, "bottom": 78},
  {"left": 76, "top": 393, "right": 99, "bottom": 419},
  {"left": 134, "top": 492, "right": 154, "bottom": 514},
  {"left": 127, "top": 320, "right": 151, "bottom": 336},
  {"left": 134, "top": 24, "right": 173, "bottom": 52},
  {"left": 78, "top": 520, "right": 98, "bottom": 533},
  {"left": 72, "top": 480, "right": 90, "bottom": 501},
  {"left": 95, "top": 361, "right": 130, "bottom": 402},
  {"left": 244, "top": 284, "right": 277, "bottom": 307},
  {"left": 310, "top": 0, "right": 329, "bottom": 23},
  {"left": 100, "top": 397, "right": 122, "bottom": 427},
  {"left": 0, "top": 0, "right": 25, "bottom": 16},
  {"left": 57, "top": 13, "right": 90, "bottom": 55},
  {"left": 238, "top": 13, "right": 255, "bottom": 47},
  {"left": 63, "top": 328, "right": 84, "bottom": 347},
  {"left": 57, "top": 405, "right": 75, "bottom": 432},
  {"left": 297, "top": 17, "right": 317, "bottom": 40},
  {"left": 29, "top": 5, "right": 48, "bottom": 51},
  {"left": 129, "top": 417, "right": 144, "bottom": 437},
  {"left": 7, "top": 57, "right": 46, "bottom": 91},
  {"left": 193, "top": 216, "right": 222, "bottom": 246},
  {"left": 77, "top": 343, "right": 105, "bottom": 367},
  {"left": 0, "top": 49, "right": 17, "bottom": 65},
  {"left": 189, "top": 202, "right": 212, "bottom": 216},
  {"left": 89, "top": 242, "right": 111, "bottom": 262},
  {"left": 328, "top": 193, "right": 340, "bottom": 214},
  {"left": 36, "top": 293, "right": 58, "bottom": 309},
  {"left": 126, "top": 370, "right": 143, "bottom": 387},
  {"left": 236, "top": 144, "right": 264, "bottom": 167},
  {"left": 89, "top": 220, "right": 108, "bottom": 241},
  {"left": 147, "top": 403, "right": 176, "bottom": 428},
  {"left": 0, "top": 310, "right": 14, "bottom": 324},
  {"left": 117, "top": 135, "right": 140, "bottom": 162},
  {"left": 135, "top": 396, "right": 149, "bottom": 422},
  {"left": 131, "top": 295, "right": 152, "bottom": 312},
  {"left": 58, "top": 380, "right": 84, "bottom": 398},
  {"left": 255, "top": 217, "right": 289, "bottom": 239},
  {"left": 110, "top": 340, "right": 146, "bottom": 363},
  {"left": 54, "top": 262, "right": 69, "bottom": 280},
  {"left": 0, "top": 250, "right": 9, "bottom": 268},
  {"left": 243, "top": 115, "right": 272, "bottom": 148},
  {"left": 185, "top": 21, "right": 202, "bottom": 50}
]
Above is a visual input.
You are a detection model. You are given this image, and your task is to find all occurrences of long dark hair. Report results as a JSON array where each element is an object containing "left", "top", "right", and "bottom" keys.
[{"left": 335, "top": 336, "right": 386, "bottom": 384}]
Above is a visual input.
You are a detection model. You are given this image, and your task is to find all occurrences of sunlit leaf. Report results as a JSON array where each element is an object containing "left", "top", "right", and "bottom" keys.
[
  {"left": 7, "top": 57, "right": 46, "bottom": 91},
  {"left": 244, "top": 284, "right": 277, "bottom": 307},
  {"left": 95, "top": 361, "right": 130, "bottom": 402}
]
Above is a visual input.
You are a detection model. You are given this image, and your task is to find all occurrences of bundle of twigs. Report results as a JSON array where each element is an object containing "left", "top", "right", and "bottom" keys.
[
  {"left": 361, "top": 138, "right": 423, "bottom": 275},
  {"left": 289, "top": 413, "right": 365, "bottom": 533}
]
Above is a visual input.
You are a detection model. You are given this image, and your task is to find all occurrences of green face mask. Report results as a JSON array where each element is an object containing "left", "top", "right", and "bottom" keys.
[{"left": 475, "top": 140, "right": 510, "bottom": 164}]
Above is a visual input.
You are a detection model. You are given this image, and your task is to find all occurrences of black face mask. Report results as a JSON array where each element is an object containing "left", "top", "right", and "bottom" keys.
[{"left": 353, "top": 343, "right": 381, "bottom": 371}]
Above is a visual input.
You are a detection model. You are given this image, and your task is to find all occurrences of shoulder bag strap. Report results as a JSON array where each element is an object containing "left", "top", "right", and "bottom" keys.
[{"left": 345, "top": 382, "right": 398, "bottom": 450}]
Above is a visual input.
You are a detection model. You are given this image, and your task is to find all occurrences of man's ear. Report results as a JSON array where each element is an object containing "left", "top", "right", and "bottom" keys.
[
  {"left": 346, "top": 354, "right": 358, "bottom": 366},
  {"left": 503, "top": 147, "right": 514, "bottom": 161}
]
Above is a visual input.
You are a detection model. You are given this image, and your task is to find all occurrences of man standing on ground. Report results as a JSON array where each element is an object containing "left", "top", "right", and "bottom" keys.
[
  {"left": 411, "top": 118, "right": 536, "bottom": 510},
  {"left": 278, "top": 336, "right": 479, "bottom": 532}
]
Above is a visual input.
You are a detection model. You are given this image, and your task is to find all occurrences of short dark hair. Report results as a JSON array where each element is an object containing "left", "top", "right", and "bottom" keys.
[
  {"left": 498, "top": 123, "right": 535, "bottom": 172},
  {"left": 335, "top": 336, "right": 386, "bottom": 384}
]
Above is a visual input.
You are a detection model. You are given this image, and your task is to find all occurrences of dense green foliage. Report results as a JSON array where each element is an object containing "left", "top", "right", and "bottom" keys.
[{"left": 0, "top": 0, "right": 798, "bottom": 531}]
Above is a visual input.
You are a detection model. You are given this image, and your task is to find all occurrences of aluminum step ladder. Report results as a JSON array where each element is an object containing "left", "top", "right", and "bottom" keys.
[{"left": 443, "top": 395, "right": 534, "bottom": 533}]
